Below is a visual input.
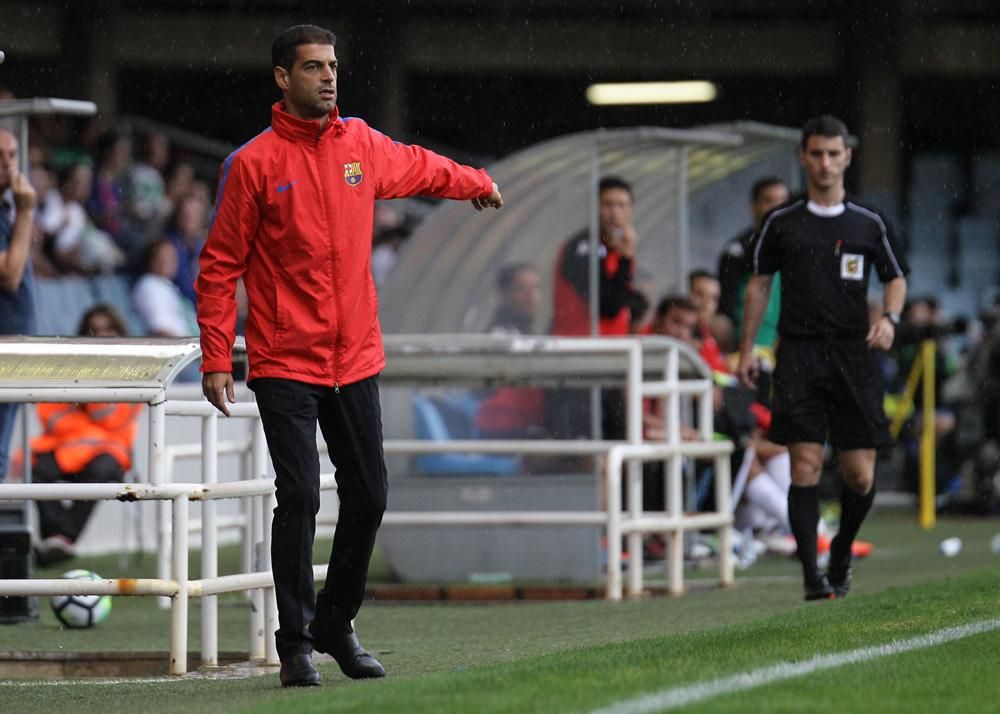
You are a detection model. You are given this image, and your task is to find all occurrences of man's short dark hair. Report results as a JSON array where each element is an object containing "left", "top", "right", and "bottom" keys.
[
  {"left": 496, "top": 262, "right": 536, "bottom": 292},
  {"left": 655, "top": 294, "right": 696, "bottom": 319},
  {"left": 272, "top": 25, "right": 337, "bottom": 70},
  {"left": 750, "top": 176, "right": 786, "bottom": 203},
  {"left": 688, "top": 269, "right": 717, "bottom": 290},
  {"left": 599, "top": 176, "right": 633, "bottom": 200},
  {"left": 801, "top": 115, "right": 850, "bottom": 149}
]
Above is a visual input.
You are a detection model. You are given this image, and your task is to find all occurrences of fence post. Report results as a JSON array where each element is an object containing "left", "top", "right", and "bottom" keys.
[
  {"left": 201, "top": 412, "right": 218, "bottom": 667},
  {"left": 249, "top": 418, "right": 267, "bottom": 661},
  {"left": 605, "top": 447, "right": 623, "bottom": 601},
  {"left": 262, "top": 487, "right": 279, "bottom": 665},
  {"left": 149, "top": 396, "right": 170, "bottom": 609},
  {"left": 170, "top": 494, "right": 190, "bottom": 676}
]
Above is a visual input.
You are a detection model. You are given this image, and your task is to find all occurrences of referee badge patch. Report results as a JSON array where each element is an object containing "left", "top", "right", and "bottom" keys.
[{"left": 841, "top": 253, "right": 864, "bottom": 281}]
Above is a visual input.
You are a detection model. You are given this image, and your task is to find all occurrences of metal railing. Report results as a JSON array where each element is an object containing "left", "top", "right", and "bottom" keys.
[{"left": 0, "top": 335, "right": 735, "bottom": 673}]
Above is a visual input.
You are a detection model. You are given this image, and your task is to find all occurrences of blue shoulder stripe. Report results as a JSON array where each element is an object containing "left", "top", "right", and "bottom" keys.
[{"left": 209, "top": 127, "right": 272, "bottom": 232}]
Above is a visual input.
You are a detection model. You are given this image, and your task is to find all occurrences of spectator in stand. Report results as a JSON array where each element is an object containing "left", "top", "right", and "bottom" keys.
[
  {"left": 49, "top": 162, "right": 125, "bottom": 274},
  {"left": 165, "top": 192, "right": 209, "bottom": 304},
  {"left": 552, "top": 176, "right": 636, "bottom": 337},
  {"left": 89, "top": 131, "right": 133, "bottom": 253},
  {"left": 0, "top": 128, "right": 37, "bottom": 483},
  {"left": 550, "top": 176, "right": 638, "bottom": 439},
  {"left": 132, "top": 237, "right": 198, "bottom": 337},
  {"left": 33, "top": 305, "right": 143, "bottom": 566},
  {"left": 477, "top": 264, "right": 546, "bottom": 439},
  {"left": 688, "top": 269, "right": 732, "bottom": 373},
  {"left": 129, "top": 132, "right": 173, "bottom": 242},
  {"left": 717, "top": 177, "right": 790, "bottom": 365},
  {"left": 164, "top": 160, "right": 195, "bottom": 209},
  {"left": 28, "top": 148, "right": 60, "bottom": 278}
]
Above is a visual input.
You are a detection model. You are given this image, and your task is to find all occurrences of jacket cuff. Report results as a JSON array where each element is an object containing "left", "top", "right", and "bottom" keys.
[
  {"left": 479, "top": 171, "right": 494, "bottom": 198},
  {"left": 200, "top": 357, "right": 234, "bottom": 374}
]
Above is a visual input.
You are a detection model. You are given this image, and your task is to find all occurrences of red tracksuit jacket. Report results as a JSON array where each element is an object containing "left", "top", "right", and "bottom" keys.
[{"left": 197, "top": 102, "right": 495, "bottom": 386}]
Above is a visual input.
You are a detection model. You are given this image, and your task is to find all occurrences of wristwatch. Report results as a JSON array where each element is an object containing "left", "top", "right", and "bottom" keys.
[{"left": 883, "top": 311, "right": 900, "bottom": 327}]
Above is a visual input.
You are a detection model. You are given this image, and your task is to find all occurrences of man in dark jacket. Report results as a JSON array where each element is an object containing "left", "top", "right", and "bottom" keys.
[{"left": 197, "top": 25, "right": 503, "bottom": 687}]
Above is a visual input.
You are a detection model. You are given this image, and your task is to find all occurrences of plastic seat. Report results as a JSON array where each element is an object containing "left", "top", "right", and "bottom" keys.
[{"left": 411, "top": 394, "right": 520, "bottom": 476}]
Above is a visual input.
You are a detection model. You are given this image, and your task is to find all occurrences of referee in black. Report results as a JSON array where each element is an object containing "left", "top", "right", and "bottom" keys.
[{"left": 737, "top": 115, "right": 908, "bottom": 601}]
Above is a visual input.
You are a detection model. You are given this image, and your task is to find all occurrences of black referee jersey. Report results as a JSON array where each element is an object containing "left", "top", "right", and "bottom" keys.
[{"left": 751, "top": 197, "right": 909, "bottom": 340}]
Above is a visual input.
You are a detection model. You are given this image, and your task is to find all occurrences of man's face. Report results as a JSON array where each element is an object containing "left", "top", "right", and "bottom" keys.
[
  {"left": 659, "top": 306, "right": 698, "bottom": 343},
  {"left": 504, "top": 269, "right": 542, "bottom": 321},
  {"left": 751, "top": 183, "right": 789, "bottom": 225},
  {"left": 275, "top": 43, "right": 338, "bottom": 119},
  {"left": 0, "top": 130, "right": 18, "bottom": 192},
  {"left": 598, "top": 187, "right": 633, "bottom": 238},
  {"left": 800, "top": 135, "right": 851, "bottom": 193},
  {"left": 689, "top": 276, "right": 720, "bottom": 324}
]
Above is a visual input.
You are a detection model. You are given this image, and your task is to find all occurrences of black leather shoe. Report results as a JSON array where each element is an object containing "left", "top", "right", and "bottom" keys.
[
  {"left": 827, "top": 537, "right": 852, "bottom": 598},
  {"left": 279, "top": 653, "right": 321, "bottom": 687},
  {"left": 827, "top": 563, "right": 852, "bottom": 598},
  {"left": 311, "top": 628, "right": 386, "bottom": 679},
  {"left": 804, "top": 573, "right": 836, "bottom": 601}
]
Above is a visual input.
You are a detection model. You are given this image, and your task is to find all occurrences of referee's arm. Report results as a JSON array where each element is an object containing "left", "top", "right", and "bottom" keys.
[
  {"left": 867, "top": 275, "right": 907, "bottom": 351},
  {"left": 737, "top": 273, "right": 773, "bottom": 389}
]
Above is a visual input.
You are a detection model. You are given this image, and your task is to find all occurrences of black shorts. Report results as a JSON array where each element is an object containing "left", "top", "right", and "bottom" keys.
[{"left": 768, "top": 337, "right": 889, "bottom": 450}]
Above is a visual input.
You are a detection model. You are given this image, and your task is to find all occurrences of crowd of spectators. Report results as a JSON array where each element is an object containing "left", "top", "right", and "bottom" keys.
[{"left": 23, "top": 119, "right": 211, "bottom": 338}]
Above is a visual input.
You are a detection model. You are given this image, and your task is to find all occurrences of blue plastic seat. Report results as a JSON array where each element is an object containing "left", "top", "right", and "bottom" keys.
[{"left": 411, "top": 394, "right": 520, "bottom": 476}]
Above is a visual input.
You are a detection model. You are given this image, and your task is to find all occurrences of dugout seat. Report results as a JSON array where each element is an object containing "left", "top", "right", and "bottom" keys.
[{"left": 411, "top": 394, "right": 520, "bottom": 476}]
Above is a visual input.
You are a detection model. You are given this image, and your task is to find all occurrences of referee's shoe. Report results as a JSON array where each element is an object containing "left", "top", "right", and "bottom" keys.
[{"left": 804, "top": 573, "right": 836, "bottom": 601}]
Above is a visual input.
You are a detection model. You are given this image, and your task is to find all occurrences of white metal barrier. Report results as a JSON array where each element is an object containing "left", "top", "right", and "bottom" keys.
[
  {"left": 0, "top": 476, "right": 334, "bottom": 675},
  {"left": 0, "top": 334, "right": 735, "bottom": 674}
]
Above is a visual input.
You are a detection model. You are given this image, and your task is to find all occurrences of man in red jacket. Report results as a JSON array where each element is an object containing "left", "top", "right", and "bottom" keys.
[{"left": 197, "top": 25, "right": 503, "bottom": 688}]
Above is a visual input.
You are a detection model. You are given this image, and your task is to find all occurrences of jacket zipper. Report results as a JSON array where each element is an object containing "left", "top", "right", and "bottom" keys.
[{"left": 318, "top": 128, "right": 344, "bottom": 390}]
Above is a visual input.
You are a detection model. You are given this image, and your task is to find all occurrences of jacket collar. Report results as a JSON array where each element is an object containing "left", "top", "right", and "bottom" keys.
[{"left": 270, "top": 101, "right": 345, "bottom": 143}]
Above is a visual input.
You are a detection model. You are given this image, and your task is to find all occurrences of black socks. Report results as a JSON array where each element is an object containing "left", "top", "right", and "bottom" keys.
[
  {"left": 788, "top": 484, "right": 821, "bottom": 581},
  {"left": 830, "top": 485, "right": 875, "bottom": 568}
]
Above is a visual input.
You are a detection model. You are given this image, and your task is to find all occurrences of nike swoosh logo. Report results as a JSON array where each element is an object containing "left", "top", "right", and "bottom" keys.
[{"left": 276, "top": 180, "right": 299, "bottom": 193}]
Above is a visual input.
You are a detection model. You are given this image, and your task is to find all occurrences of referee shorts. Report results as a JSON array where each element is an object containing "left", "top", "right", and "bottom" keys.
[{"left": 768, "top": 337, "right": 890, "bottom": 450}]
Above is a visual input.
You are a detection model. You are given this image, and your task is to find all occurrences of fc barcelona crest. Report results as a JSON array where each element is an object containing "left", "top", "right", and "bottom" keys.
[{"left": 344, "top": 161, "right": 363, "bottom": 186}]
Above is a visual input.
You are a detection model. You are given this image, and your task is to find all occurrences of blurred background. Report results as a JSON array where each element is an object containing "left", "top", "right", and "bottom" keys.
[{"left": 3, "top": 0, "right": 1000, "bottom": 519}]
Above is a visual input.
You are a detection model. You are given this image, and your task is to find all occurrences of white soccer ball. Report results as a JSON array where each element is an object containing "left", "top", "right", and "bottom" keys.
[{"left": 50, "top": 569, "right": 112, "bottom": 629}]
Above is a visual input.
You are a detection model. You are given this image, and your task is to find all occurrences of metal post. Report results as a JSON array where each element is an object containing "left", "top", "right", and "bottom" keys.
[
  {"left": 262, "top": 487, "right": 279, "bottom": 665},
  {"left": 170, "top": 495, "right": 189, "bottom": 676},
  {"left": 626, "top": 343, "right": 643, "bottom": 597},
  {"left": 666, "top": 346, "right": 684, "bottom": 595},
  {"left": 148, "top": 396, "right": 170, "bottom": 609},
  {"left": 605, "top": 447, "right": 623, "bottom": 601},
  {"left": 920, "top": 339, "right": 937, "bottom": 529},
  {"left": 249, "top": 418, "right": 267, "bottom": 661},
  {"left": 200, "top": 413, "right": 218, "bottom": 667},
  {"left": 588, "top": 144, "right": 602, "bottom": 441},
  {"left": 676, "top": 146, "right": 690, "bottom": 284},
  {"left": 715, "top": 453, "right": 734, "bottom": 586},
  {"left": 239, "top": 449, "right": 252, "bottom": 601}
]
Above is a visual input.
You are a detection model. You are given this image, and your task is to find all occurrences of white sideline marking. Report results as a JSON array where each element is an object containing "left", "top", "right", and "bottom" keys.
[
  {"left": 589, "top": 618, "right": 1000, "bottom": 714},
  {"left": 0, "top": 676, "right": 185, "bottom": 687}
]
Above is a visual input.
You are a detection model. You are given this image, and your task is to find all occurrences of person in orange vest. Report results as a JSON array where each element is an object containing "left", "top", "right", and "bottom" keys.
[{"left": 33, "top": 305, "right": 142, "bottom": 567}]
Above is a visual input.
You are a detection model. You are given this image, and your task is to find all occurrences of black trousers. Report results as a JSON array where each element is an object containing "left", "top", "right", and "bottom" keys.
[
  {"left": 34, "top": 452, "right": 123, "bottom": 541},
  {"left": 250, "top": 376, "right": 388, "bottom": 659}
]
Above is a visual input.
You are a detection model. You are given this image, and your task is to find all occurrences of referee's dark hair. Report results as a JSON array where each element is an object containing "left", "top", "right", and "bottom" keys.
[
  {"left": 496, "top": 262, "right": 536, "bottom": 292},
  {"left": 750, "top": 176, "right": 787, "bottom": 203},
  {"left": 801, "top": 115, "right": 850, "bottom": 149},
  {"left": 599, "top": 176, "right": 634, "bottom": 200},
  {"left": 272, "top": 25, "right": 337, "bottom": 69}
]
